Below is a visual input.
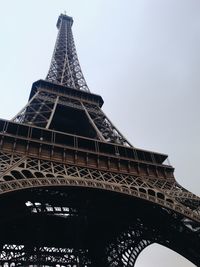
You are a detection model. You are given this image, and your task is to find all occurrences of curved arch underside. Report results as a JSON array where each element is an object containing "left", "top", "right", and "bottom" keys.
[
  {"left": 0, "top": 187, "right": 199, "bottom": 266},
  {"left": 0, "top": 152, "right": 199, "bottom": 223}
]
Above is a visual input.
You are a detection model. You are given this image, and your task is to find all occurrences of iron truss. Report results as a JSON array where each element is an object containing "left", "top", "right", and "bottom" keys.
[
  {"left": 0, "top": 195, "right": 199, "bottom": 267},
  {"left": 0, "top": 151, "right": 199, "bottom": 223},
  {"left": 0, "top": 244, "right": 91, "bottom": 266},
  {"left": 0, "top": 233, "right": 151, "bottom": 267},
  {"left": 12, "top": 86, "right": 131, "bottom": 146},
  {"left": 0, "top": 12, "right": 200, "bottom": 266},
  {"left": 46, "top": 14, "right": 89, "bottom": 92}
]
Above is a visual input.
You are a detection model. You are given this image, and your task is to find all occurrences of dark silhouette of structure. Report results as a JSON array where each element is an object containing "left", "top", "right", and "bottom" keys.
[{"left": 0, "top": 13, "right": 199, "bottom": 266}]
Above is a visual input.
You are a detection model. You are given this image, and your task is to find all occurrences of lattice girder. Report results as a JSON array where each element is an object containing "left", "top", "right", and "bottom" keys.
[
  {"left": 12, "top": 91, "right": 56, "bottom": 128},
  {"left": 0, "top": 244, "right": 91, "bottom": 266},
  {"left": 0, "top": 152, "right": 199, "bottom": 224},
  {"left": 12, "top": 84, "right": 132, "bottom": 146},
  {"left": 0, "top": 185, "right": 199, "bottom": 266},
  {"left": 46, "top": 14, "right": 89, "bottom": 91},
  {"left": 106, "top": 228, "right": 151, "bottom": 267}
]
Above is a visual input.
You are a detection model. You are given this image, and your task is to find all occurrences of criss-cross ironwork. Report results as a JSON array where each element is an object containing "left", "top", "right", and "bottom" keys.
[
  {"left": 0, "top": 13, "right": 199, "bottom": 267},
  {"left": 46, "top": 14, "right": 89, "bottom": 92}
]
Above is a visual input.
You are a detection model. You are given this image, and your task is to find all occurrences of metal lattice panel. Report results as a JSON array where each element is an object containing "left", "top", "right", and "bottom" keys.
[
  {"left": 12, "top": 87, "right": 132, "bottom": 146},
  {"left": 12, "top": 91, "right": 57, "bottom": 128},
  {"left": 0, "top": 152, "right": 199, "bottom": 223},
  {"left": 0, "top": 152, "right": 24, "bottom": 178},
  {"left": 0, "top": 244, "right": 91, "bottom": 266},
  {"left": 106, "top": 229, "right": 151, "bottom": 267},
  {"left": 46, "top": 14, "right": 89, "bottom": 92},
  {"left": 83, "top": 103, "right": 131, "bottom": 146}
]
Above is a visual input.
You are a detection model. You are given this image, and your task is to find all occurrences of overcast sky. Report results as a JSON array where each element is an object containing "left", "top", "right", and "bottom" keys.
[{"left": 0, "top": 0, "right": 199, "bottom": 266}]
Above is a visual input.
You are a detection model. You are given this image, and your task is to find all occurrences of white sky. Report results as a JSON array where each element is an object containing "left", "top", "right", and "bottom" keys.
[{"left": 0, "top": 0, "right": 199, "bottom": 266}]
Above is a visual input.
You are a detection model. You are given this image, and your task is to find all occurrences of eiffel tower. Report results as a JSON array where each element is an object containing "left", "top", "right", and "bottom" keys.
[{"left": 0, "top": 13, "right": 199, "bottom": 267}]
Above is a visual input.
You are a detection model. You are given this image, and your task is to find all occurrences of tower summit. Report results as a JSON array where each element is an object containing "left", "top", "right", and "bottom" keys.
[
  {"left": 46, "top": 13, "right": 89, "bottom": 91},
  {"left": 0, "top": 13, "right": 199, "bottom": 266}
]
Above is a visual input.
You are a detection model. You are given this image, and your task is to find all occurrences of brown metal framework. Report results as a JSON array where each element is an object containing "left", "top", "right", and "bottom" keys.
[
  {"left": 0, "top": 13, "right": 199, "bottom": 267},
  {"left": 46, "top": 14, "right": 89, "bottom": 91}
]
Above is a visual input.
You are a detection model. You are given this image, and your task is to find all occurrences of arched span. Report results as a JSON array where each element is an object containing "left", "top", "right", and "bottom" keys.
[
  {"left": 0, "top": 174, "right": 198, "bottom": 223},
  {"left": 0, "top": 186, "right": 199, "bottom": 266},
  {"left": 0, "top": 152, "right": 198, "bottom": 223}
]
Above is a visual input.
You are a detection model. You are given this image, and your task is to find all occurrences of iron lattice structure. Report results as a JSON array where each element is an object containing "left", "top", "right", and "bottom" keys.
[
  {"left": 0, "top": 13, "right": 199, "bottom": 267},
  {"left": 46, "top": 14, "right": 89, "bottom": 92}
]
